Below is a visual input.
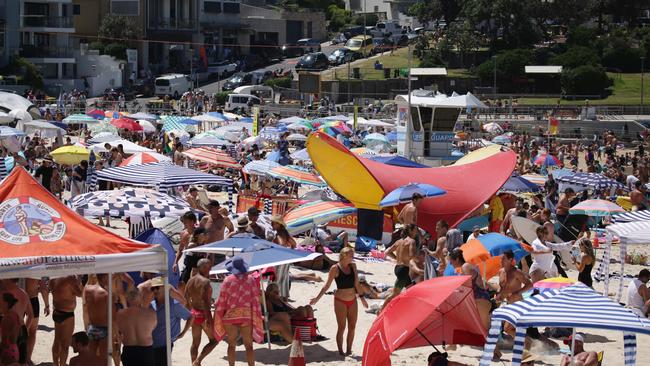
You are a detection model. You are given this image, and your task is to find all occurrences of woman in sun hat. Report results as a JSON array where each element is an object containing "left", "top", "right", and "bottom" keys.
[{"left": 213, "top": 256, "right": 263, "bottom": 366}]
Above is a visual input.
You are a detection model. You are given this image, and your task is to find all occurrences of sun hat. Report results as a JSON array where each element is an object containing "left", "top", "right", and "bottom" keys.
[
  {"left": 521, "top": 350, "right": 538, "bottom": 363},
  {"left": 270, "top": 215, "right": 286, "bottom": 227},
  {"left": 150, "top": 277, "right": 164, "bottom": 287},
  {"left": 247, "top": 206, "right": 261, "bottom": 216},
  {"left": 237, "top": 216, "right": 250, "bottom": 229},
  {"left": 225, "top": 256, "right": 249, "bottom": 275}
]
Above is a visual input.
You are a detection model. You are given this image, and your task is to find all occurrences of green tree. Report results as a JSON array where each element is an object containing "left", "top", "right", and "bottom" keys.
[
  {"left": 327, "top": 5, "right": 352, "bottom": 32},
  {"left": 561, "top": 65, "right": 611, "bottom": 96},
  {"left": 1, "top": 57, "right": 43, "bottom": 89},
  {"left": 476, "top": 48, "right": 533, "bottom": 84},
  {"left": 550, "top": 47, "right": 601, "bottom": 69},
  {"left": 354, "top": 13, "right": 379, "bottom": 27},
  {"left": 407, "top": 1, "right": 440, "bottom": 28},
  {"left": 98, "top": 15, "right": 142, "bottom": 42},
  {"left": 445, "top": 21, "right": 479, "bottom": 67}
]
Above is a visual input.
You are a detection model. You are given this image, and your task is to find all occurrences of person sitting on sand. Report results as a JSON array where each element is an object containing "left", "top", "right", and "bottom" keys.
[
  {"left": 626, "top": 269, "right": 650, "bottom": 318},
  {"left": 264, "top": 283, "right": 314, "bottom": 343},
  {"left": 314, "top": 224, "right": 349, "bottom": 251},
  {"left": 560, "top": 334, "right": 598, "bottom": 366},
  {"left": 296, "top": 242, "right": 338, "bottom": 270}
]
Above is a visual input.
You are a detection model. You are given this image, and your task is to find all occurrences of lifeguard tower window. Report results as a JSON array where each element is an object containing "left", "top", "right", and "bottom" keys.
[
  {"left": 410, "top": 106, "right": 421, "bottom": 131},
  {"left": 420, "top": 107, "right": 433, "bottom": 155},
  {"left": 432, "top": 108, "right": 459, "bottom": 130}
]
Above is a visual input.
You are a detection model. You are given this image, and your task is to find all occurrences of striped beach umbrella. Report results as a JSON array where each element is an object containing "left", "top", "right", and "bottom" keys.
[
  {"left": 63, "top": 113, "right": 99, "bottom": 124},
  {"left": 569, "top": 199, "right": 625, "bottom": 217},
  {"left": 557, "top": 172, "right": 626, "bottom": 192},
  {"left": 520, "top": 173, "right": 546, "bottom": 187},
  {"left": 119, "top": 152, "right": 171, "bottom": 167},
  {"left": 284, "top": 200, "right": 357, "bottom": 235},
  {"left": 267, "top": 165, "right": 326, "bottom": 186},
  {"left": 242, "top": 160, "right": 280, "bottom": 176},
  {"left": 183, "top": 147, "right": 241, "bottom": 169},
  {"left": 500, "top": 174, "right": 541, "bottom": 193},
  {"left": 69, "top": 187, "right": 190, "bottom": 219},
  {"left": 612, "top": 209, "right": 650, "bottom": 223},
  {"left": 96, "top": 162, "right": 231, "bottom": 190},
  {"left": 532, "top": 153, "right": 561, "bottom": 166}
]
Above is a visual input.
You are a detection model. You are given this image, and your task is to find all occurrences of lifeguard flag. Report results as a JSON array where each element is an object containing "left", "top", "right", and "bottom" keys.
[{"left": 549, "top": 117, "right": 559, "bottom": 135}]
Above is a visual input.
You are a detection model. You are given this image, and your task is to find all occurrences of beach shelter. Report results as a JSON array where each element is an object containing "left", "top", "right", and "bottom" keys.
[
  {"left": 133, "top": 228, "right": 180, "bottom": 287},
  {"left": 557, "top": 172, "right": 626, "bottom": 192},
  {"left": 501, "top": 174, "right": 540, "bottom": 193},
  {"left": 479, "top": 283, "right": 650, "bottom": 366},
  {"left": 307, "top": 132, "right": 516, "bottom": 233},
  {"left": 363, "top": 276, "right": 487, "bottom": 366},
  {"left": 283, "top": 200, "right": 357, "bottom": 235},
  {"left": 604, "top": 220, "right": 650, "bottom": 301},
  {"left": 96, "top": 162, "right": 232, "bottom": 190},
  {"left": 19, "top": 120, "right": 66, "bottom": 138},
  {"left": 182, "top": 147, "right": 241, "bottom": 169},
  {"left": 0, "top": 168, "right": 172, "bottom": 365},
  {"left": 119, "top": 152, "right": 171, "bottom": 167},
  {"left": 459, "top": 233, "right": 529, "bottom": 279},
  {"left": 90, "top": 139, "right": 155, "bottom": 154},
  {"left": 612, "top": 209, "right": 650, "bottom": 223}
]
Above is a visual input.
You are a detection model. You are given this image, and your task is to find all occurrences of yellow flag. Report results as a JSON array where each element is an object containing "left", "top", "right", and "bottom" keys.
[{"left": 252, "top": 106, "right": 260, "bottom": 136}]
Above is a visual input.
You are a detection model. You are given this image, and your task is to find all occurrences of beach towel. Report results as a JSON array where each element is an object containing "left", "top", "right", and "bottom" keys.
[
  {"left": 213, "top": 274, "right": 264, "bottom": 343},
  {"left": 353, "top": 256, "right": 385, "bottom": 263}
]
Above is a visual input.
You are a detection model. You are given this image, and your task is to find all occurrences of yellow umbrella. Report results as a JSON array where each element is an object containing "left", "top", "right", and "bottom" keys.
[{"left": 50, "top": 145, "right": 90, "bottom": 165}]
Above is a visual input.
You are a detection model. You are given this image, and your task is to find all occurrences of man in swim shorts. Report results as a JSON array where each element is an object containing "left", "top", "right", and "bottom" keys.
[
  {"left": 50, "top": 275, "right": 82, "bottom": 366},
  {"left": 83, "top": 274, "right": 111, "bottom": 362},
  {"left": 185, "top": 259, "right": 217, "bottom": 366}
]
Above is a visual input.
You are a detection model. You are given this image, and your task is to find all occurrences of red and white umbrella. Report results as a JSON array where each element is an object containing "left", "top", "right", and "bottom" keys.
[
  {"left": 183, "top": 147, "right": 241, "bottom": 169},
  {"left": 119, "top": 152, "right": 171, "bottom": 167}
]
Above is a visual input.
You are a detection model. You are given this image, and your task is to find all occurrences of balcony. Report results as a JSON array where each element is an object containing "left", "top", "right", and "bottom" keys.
[
  {"left": 22, "top": 16, "right": 74, "bottom": 29},
  {"left": 19, "top": 45, "right": 74, "bottom": 59},
  {"left": 148, "top": 17, "right": 197, "bottom": 31}
]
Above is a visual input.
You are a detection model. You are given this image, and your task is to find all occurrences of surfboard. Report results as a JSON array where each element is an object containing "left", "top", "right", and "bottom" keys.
[{"left": 511, "top": 216, "right": 576, "bottom": 271}]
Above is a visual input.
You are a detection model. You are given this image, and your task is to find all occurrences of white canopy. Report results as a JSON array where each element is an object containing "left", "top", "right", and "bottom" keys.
[
  {"left": 18, "top": 120, "right": 66, "bottom": 138},
  {"left": 91, "top": 139, "right": 155, "bottom": 154}
]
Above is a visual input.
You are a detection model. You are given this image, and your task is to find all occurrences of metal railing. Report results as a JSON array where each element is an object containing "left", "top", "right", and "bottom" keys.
[
  {"left": 22, "top": 16, "right": 73, "bottom": 28},
  {"left": 148, "top": 17, "right": 197, "bottom": 31}
]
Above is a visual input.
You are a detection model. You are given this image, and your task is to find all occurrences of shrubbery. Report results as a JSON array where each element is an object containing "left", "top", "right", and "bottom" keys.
[{"left": 561, "top": 65, "right": 612, "bottom": 96}]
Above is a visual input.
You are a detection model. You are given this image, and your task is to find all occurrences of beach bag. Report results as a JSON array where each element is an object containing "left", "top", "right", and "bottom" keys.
[
  {"left": 355, "top": 236, "right": 377, "bottom": 253},
  {"left": 291, "top": 318, "right": 318, "bottom": 341}
]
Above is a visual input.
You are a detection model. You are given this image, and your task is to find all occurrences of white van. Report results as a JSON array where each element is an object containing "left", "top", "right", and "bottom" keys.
[
  {"left": 154, "top": 74, "right": 192, "bottom": 98},
  {"left": 232, "top": 85, "right": 275, "bottom": 103},
  {"left": 371, "top": 20, "right": 404, "bottom": 37},
  {"left": 225, "top": 94, "right": 262, "bottom": 112}
]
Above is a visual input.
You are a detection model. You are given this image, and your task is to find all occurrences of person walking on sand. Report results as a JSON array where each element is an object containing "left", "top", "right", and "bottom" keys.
[
  {"left": 184, "top": 259, "right": 218, "bottom": 366},
  {"left": 50, "top": 275, "right": 82, "bottom": 366},
  {"left": 115, "top": 289, "right": 157, "bottom": 366},
  {"left": 82, "top": 274, "right": 111, "bottom": 363},
  {"left": 310, "top": 247, "right": 368, "bottom": 356},
  {"left": 25, "top": 278, "right": 49, "bottom": 365},
  {"left": 213, "top": 256, "right": 264, "bottom": 366},
  {"left": 383, "top": 224, "right": 418, "bottom": 308}
]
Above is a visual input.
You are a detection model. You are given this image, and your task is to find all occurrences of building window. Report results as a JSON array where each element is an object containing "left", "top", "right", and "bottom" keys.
[
  {"left": 204, "top": 1, "right": 221, "bottom": 13},
  {"left": 73, "top": 5, "right": 81, "bottom": 15},
  {"left": 223, "top": 2, "right": 240, "bottom": 14},
  {"left": 111, "top": 0, "right": 139, "bottom": 16}
]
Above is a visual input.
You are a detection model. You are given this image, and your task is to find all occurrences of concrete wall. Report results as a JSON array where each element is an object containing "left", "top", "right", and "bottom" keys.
[
  {"left": 76, "top": 48, "right": 124, "bottom": 96},
  {"left": 241, "top": 4, "right": 326, "bottom": 44},
  {"left": 0, "top": 0, "right": 21, "bottom": 65}
]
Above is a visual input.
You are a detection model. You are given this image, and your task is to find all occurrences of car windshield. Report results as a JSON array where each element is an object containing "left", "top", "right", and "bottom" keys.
[
  {"left": 229, "top": 75, "right": 243, "bottom": 83},
  {"left": 332, "top": 49, "right": 344, "bottom": 56},
  {"left": 155, "top": 79, "right": 170, "bottom": 86},
  {"left": 347, "top": 39, "right": 362, "bottom": 47},
  {"left": 302, "top": 56, "right": 313, "bottom": 62}
]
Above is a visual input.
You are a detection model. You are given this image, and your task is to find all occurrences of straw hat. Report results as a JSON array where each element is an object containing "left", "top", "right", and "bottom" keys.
[
  {"left": 270, "top": 215, "right": 286, "bottom": 227},
  {"left": 521, "top": 350, "right": 538, "bottom": 363},
  {"left": 237, "top": 216, "right": 250, "bottom": 229},
  {"left": 150, "top": 277, "right": 164, "bottom": 288}
]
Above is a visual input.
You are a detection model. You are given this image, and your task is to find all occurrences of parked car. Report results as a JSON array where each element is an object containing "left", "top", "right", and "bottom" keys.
[
  {"left": 331, "top": 33, "right": 347, "bottom": 45},
  {"left": 372, "top": 38, "right": 395, "bottom": 54},
  {"left": 237, "top": 54, "right": 266, "bottom": 71},
  {"left": 207, "top": 60, "right": 238, "bottom": 79},
  {"left": 345, "top": 35, "right": 374, "bottom": 56},
  {"left": 132, "top": 78, "right": 155, "bottom": 97},
  {"left": 222, "top": 73, "right": 253, "bottom": 91},
  {"left": 252, "top": 70, "right": 273, "bottom": 85},
  {"left": 282, "top": 38, "right": 321, "bottom": 57},
  {"left": 104, "top": 86, "right": 136, "bottom": 101},
  {"left": 295, "top": 52, "right": 329, "bottom": 71},
  {"left": 225, "top": 94, "right": 262, "bottom": 112},
  {"left": 328, "top": 48, "right": 362, "bottom": 65}
]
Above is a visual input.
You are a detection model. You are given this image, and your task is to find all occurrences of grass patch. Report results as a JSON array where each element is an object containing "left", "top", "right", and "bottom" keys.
[{"left": 329, "top": 47, "right": 420, "bottom": 80}]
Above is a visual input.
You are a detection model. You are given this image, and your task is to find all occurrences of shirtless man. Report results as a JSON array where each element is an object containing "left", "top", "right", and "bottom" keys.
[
  {"left": 397, "top": 193, "right": 423, "bottom": 226},
  {"left": 50, "top": 275, "right": 83, "bottom": 366},
  {"left": 70, "top": 331, "right": 103, "bottom": 366},
  {"left": 409, "top": 250, "right": 426, "bottom": 284},
  {"left": 186, "top": 188, "right": 207, "bottom": 212},
  {"left": 497, "top": 251, "right": 532, "bottom": 304},
  {"left": 560, "top": 334, "right": 598, "bottom": 366},
  {"left": 630, "top": 181, "right": 648, "bottom": 211},
  {"left": 116, "top": 289, "right": 157, "bottom": 366},
  {"left": 174, "top": 211, "right": 197, "bottom": 290},
  {"left": 200, "top": 200, "right": 234, "bottom": 243},
  {"left": 83, "top": 274, "right": 111, "bottom": 362},
  {"left": 184, "top": 259, "right": 217, "bottom": 366},
  {"left": 386, "top": 224, "right": 418, "bottom": 291},
  {"left": 25, "top": 278, "right": 49, "bottom": 364},
  {"left": 556, "top": 188, "right": 575, "bottom": 223},
  {"left": 501, "top": 197, "right": 523, "bottom": 234},
  {"left": 2, "top": 279, "right": 34, "bottom": 365}
]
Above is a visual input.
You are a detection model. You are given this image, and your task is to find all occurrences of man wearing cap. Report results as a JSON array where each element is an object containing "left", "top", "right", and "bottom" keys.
[
  {"left": 247, "top": 207, "right": 266, "bottom": 238},
  {"left": 34, "top": 157, "right": 55, "bottom": 192},
  {"left": 560, "top": 334, "right": 598, "bottom": 366},
  {"left": 149, "top": 277, "right": 192, "bottom": 366},
  {"left": 200, "top": 200, "right": 234, "bottom": 244}
]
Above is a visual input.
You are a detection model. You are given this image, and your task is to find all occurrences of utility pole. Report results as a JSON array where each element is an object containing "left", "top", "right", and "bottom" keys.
[{"left": 642, "top": 56, "right": 646, "bottom": 115}]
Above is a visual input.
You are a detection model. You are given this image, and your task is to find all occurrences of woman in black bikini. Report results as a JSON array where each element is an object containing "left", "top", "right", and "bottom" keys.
[
  {"left": 264, "top": 283, "right": 314, "bottom": 343},
  {"left": 573, "top": 238, "right": 595, "bottom": 288},
  {"left": 310, "top": 247, "right": 368, "bottom": 355}
]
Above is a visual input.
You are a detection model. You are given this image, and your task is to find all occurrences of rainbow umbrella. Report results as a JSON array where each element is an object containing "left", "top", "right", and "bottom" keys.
[
  {"left": 520, "top": 173, "right": 546, "bottom": 187},
  {"left": 532, "top": 153, "right": 561, "bottom": 166},
  {"left": 86, "top": 109, "right": 105, "bottom": 119},
  {"left": 284, "top": 200, "right": 357, "bottom": 235},
  {"left": 105, "top": 110, "right": 125, "bottom": 119},
  {"left": 182, "top": 147, "right": 241, "bottom": 169},
  {"left": 459, "top": 233, "right": 529, "bottom": 279},
  {"left": 267, "top": 165, "right": 326, "bottom": 187},
  {"left": 569, "top": 199, "right": 625, "bottom": 217}
]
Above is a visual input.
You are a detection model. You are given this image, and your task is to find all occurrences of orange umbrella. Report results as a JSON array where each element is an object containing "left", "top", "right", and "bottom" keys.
[{"left": 459, "top": 233, "right": 529, "bottom": 279}]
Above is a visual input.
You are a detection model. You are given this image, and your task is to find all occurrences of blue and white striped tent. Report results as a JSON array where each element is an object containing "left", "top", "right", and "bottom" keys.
[
  {"left": 607, "top": 220, "right": 650, "bottom": 244},
  {"left": 96, "top": 162, "right": 231, "bottom": 190},
  {"left": 612, "top": 209, "right": 650, "bottom": 223},
  {"left": 161, "top": 116, "right": 196, "bottom": 132},
  {"left": 480, "top": 283, "right": 650, "bottom": 366},
  {"left": 557, "top": 172, "right": 626, "bottom": 192}
]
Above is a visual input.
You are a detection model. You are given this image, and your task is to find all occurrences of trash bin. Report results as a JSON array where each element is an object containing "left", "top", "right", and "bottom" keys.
[
  {"left": 353, "top": 67, "right": 360, "bottom": 79},
  {"left": 384, "top": 68, "right": 391, "bottom": 79}
]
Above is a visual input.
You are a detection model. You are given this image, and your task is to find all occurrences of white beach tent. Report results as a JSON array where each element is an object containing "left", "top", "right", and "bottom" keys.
[{"left": 479, "top": 283, "right": 650, "bottom": 366}]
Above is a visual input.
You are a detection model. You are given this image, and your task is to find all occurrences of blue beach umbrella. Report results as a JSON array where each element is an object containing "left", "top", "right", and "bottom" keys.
[
  {"left": 380, "top": 183, "right": 446, "bottom": 208},
  {"left": 501, "top": 174, "right": 541, "bottom": 193},
  {"left": 208, "top": 242, "right": 321, "bottom": 274}
]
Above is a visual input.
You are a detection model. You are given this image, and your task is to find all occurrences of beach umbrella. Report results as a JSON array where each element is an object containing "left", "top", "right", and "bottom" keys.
[
  {"left": 63, "top": 113, "right": 98, "bottom": 124},
  {"left": 91, "top": 139, "right": 154, "bottom": 154},
  {"left": 87, "top": 133, "right": 120, "bottom": 144},
  {"left": 187, "top": 136, "right": 232, "bottom": 148},
  {"left": 86, "top": 109, "right": 105, "bottom": 119},
  {"left": 284, "top": 200, "right": 356, "bottom": 235},
  {"left": 500, "top": 174, "right": 541, "bottom": 193},
  {"left": 20, "top": 121, "right": 65, "bottom": 138},
  {"left": 0, "top": 111, "right": 13, "bottom": 124},
  {"left": 533, "top": 277, "right": 576, "bottom": 293},
  {"left": 50, "top": 145, "right": 90, "bottom": 165},
  {"left": 350, "top": 147, "right": 377, "bottom": 156},
  {"left": 209, "top": 242, "right": 321, "bottom": 274},
  {"left": 9, "top": 109, "right": 32, "bottom": 122},
  {"left": 119, "top": 152, "right": 171, "bottom": 167},
  {"left": 379, "top": 183, "right": 446, "bottom": 208},
  {"left": 242, "top": 135, "right": 264, "bottom": 148},
  {"left": 110, "top": 117, "right": 143, "bottom": 131},
  {"left": 612, "top": 209, "right": 650, "bottom": 223},
  {"left": 179, "top": 118, "right": 199, "bottom": 126},
  {"left": 532, "top": 153, "right": 561, "bottom": 167},
  {"left": 459, "top": 233, "right": 529, "bottom": 279},
  {"left": 569, "top": 199, "right": 625, "bottom": 217},
  {"left": 267, "top": 165, "right": 326, "bottom": 186},
  {"left": 183, "top": 147, "right": 241, "bottom": 169},
  {"left": 69, "top": 187, "right": 190, "bottom": 219},
  {"left": 89, "top": 121, "right": 119, "bottom": 136},
  {"left": 185, "top": 237, "right": 275, "bottom": 255},
  {"left": 0, "top": 126, "right": 26, "bottom": 139},
  {"left": 137, "top": 120, "right": 157, "bottom": 133},
  {"left": 126, "top": 112, "right": 158, "bottom": 121},
  {"left": 286, "top": 133, "right": 307, "bottom": 142},
  {"left": 279, "top": 116, "right": 309, "bottom": 124},
  {"left": 96, "top": 162, "right": 232, "bottom": 190},
  {"left": 363, "top": 133, "right": 389, "bottom": 146},
  {"left": 286, "top": 122, "right": 312, "bottom": 131},
  {"left": 557, "top": 172, "right": 626, "bottom": 192},
  {"left": 362, "top": 276, "right": 487, "bottom": 366},
  {"left": 104, "top": 110, "right": 126, "bottom": 119},
  {"left": 242, "top": 160, "right": 280, "bottom": 176},
  {"left": 290, "top": 148, "right": 311, "bottom": 162},
  {"left": 520, "top": 173, "right": 546, "bottom": 187},
  {"left": 161, "top": 116, "right": 196, "bottom": 133},
  {"left": 213, "top": 125, "right": 244, "bottom": 141},
  {"left": 491, "top": 134, "right": 511, "bottom": 145},
  {"left": 482, "top": 122, "right": 503, "bottom": 134},
  {"left": 192, "top": 113, "right": 225, "bottom": 123}
]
